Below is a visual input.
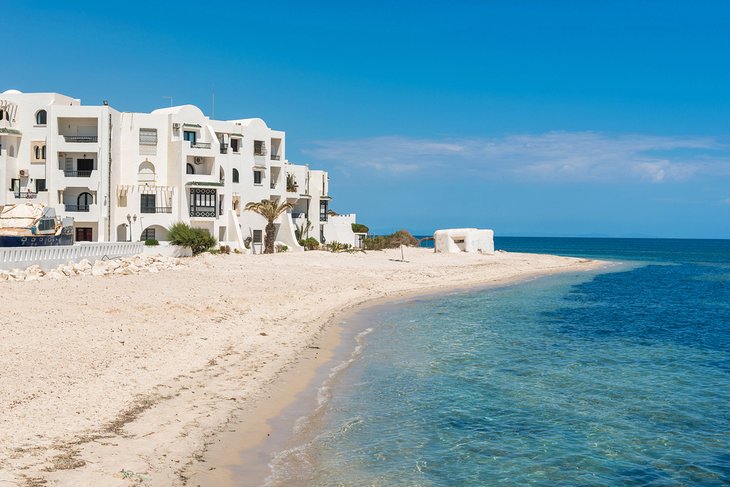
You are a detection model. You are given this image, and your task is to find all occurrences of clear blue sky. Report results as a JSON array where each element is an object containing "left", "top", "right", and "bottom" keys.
[{"left": 6, "top": 1, "right": 730, "bottom": 238}]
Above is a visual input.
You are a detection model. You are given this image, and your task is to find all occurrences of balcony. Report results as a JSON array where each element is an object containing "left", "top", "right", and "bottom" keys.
[
  {"left": 63, "top": 135, "right": 98, "bottom": 143},
  {"left": 191, "top": 142, "right": 211, "bottom": 149},
  {"left": 65, "top": 204, "right": 90, "bottom": 212},
  {"left": 64, "top": 170, "right": 93, "bottom": 178},
  {"left": 189, "top": 207, "right": 216, "bottom": 218},
  {"left": 140, "top": 206, "right": 172, "bottom": 214},
  {"left": 271, "top": 154, "right": 281, "bottom": 161},
  {"left": 219, "top": 143, "right": 228, "bottom": 154}
]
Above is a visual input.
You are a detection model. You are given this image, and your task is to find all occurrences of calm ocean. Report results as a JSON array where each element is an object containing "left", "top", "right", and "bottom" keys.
[{"left": 268, "top": 238, "right": 730, "bottom": 486}]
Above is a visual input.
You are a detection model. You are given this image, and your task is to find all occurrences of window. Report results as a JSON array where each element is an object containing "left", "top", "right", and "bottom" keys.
[
  {"left": 34, "top": 146, "right": 40, "bottom": 160},
  {"left": 186, "top": 163, "right": 195, "bottom": 175},
  {"left": 320, "top": 200, "right": 328, "bottom": 222},
  {"left": 231, "top": 138, "right": 240, "bottom": 153},
  {"left": 35, "top": 110, "right": 47, "bottom": 125},
  {"left": 184, "top": 130, "right": 197, "bottom": 145},
  {"left": 232, "top": 168, "right": 239, "bottom": 183},
  {"left": 254, "top": 140, "right": 266, "bottom": 156},
  {"left": 10, "top": 178, "right": 19, "bottom": 194},
  {"left": 41, "top": 145, "right": 46, "bottom": 160},
  {"left": 140, "top": 194, "right": 156, "bottom": 213},
  {"left": 189, "top": 188, "right": 217, "bottom": 217},
  {"left": 75, "top": 227, "right": 93, "bottom": 242},
  {"left": 253, "top": 170, "right": 262, "bottom": 185},
  {"left": 139, "top": 128, "right": 158, "bottom": 146},
  {"left": 38, "top": 218, "right": 54, "bottom": 232},
  {"left": 253, "top": 230, "right": 263, "bottom": 243},
  {"left": 36, "top": 179, "right": 46, "bottom": 192},
  {"left": 141, "top": 227, "right": 156, "bottom": 241}
]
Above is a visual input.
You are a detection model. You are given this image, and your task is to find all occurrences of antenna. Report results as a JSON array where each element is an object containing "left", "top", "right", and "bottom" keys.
[
  {"left": 211, "top": 81, "right": 215, "bottom": 119},
  {"left": 162, "top": 96, "right": 173, "bottom": 107}
]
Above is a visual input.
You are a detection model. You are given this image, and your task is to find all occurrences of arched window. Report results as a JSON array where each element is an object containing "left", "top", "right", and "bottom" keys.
[
  {"left": 232, "top": 168, "right": 239, "bottom": 183},
  {"left": 34, "top": 146, "right": 40, "bottom": 160},
  {"left": 186, "top": 163, "right": 195, "bottom": 175},
  {"left": 77, "top": 192, "right": 93, "bottom": 211},
  {"left": 35, "top": 110, "right": 47, "bottom": 125},
  {"left": 41, "top": 145, "right": 46, "bottom": 160},
  {"left": 137, "top": 160, "right": 156, "bottom": 182}
]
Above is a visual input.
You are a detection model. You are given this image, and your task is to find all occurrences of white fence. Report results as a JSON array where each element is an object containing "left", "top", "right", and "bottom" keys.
[{"left": 0, "top": 242, "right": 144, "bottom": 271}]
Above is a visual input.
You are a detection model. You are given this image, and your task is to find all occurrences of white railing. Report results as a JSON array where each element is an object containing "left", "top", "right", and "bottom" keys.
[{"left": 0, "top": 242, "right": 144, "bottom": 271}]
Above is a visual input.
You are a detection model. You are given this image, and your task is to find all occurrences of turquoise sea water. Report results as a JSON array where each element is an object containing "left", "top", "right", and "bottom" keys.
[{"left": 269, "top": 238, "right": 730, "bottom": 486}]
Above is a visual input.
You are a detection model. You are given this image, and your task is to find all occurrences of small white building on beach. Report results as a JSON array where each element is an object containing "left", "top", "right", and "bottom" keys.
[
  {"left": 0, "top": 89, "right": 359, "bottom": 250},
  {"left": 434, "top": 228, "right": 495, "bottom": 254}
]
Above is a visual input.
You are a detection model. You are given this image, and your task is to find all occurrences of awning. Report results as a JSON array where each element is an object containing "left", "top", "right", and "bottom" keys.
[
  {"left": 116, "top": 185, "right": 132, "bottom": 196},
  {"left": 0, "top": 127, "right": 21, "bottom": 136},
  {"left": 183, "top": 123, "right": 201, "bottom": 128},
  {"left": 185, "top": 181, "right": 224, "bottom": 187},
  {"left": 138, "top": 184, "right": 174, "bottom": 195}
]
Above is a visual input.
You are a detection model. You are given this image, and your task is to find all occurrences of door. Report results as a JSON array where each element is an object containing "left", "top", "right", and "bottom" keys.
[
  {"left": 184, "top": 131, "right": 197, "bottom": 145},
  {"left": 77, "top": 192, "right": 93, "bottom": 211},
  {"left": 75, "top": 227, "right": 93, "bottom": 241},
  {"left": 77, "top": 158, "right": 94, "bottom": 177}
]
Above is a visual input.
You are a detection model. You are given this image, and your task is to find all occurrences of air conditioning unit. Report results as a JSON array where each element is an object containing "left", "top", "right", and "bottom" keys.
[
  {"left": 19, "top": 169, "right": 27, "bottom": 177},
  {"left": 172, "top": 123, "right": 180, "bottom": 130},
  {"left": 194, "top": 157, "right": 202, "bottom": 164}
]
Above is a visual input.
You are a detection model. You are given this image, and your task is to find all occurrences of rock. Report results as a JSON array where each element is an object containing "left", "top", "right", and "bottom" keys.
[
  {"left": 91, "top": 264, "right": 107, "bottom": 276},
  {"left": 46, "top": 270, "right": 64, "bottom": 280}
]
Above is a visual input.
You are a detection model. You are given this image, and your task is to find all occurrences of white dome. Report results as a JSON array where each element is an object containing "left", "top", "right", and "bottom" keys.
[{"left": 2, "top": 89, "right": 22, "bottom": 94}]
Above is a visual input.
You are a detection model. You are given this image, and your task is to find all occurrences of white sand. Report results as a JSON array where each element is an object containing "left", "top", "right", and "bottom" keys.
[{"left": 0, "top": 248, "right": 602, "bottom": 486}]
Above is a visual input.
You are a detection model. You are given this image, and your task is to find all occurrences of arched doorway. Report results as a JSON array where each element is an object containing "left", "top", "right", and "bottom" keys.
[
  {"left": 140, "top": 225, "right": 169, "bottom": 242},
  {"left": 77, "top": 192, "right": 93, "bottom": 211},
  {"left": 186, "top": 163, "right": 195, "bottom": 175}
]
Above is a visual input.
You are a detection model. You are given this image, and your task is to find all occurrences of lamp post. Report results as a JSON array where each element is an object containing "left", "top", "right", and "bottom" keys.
[{"left": 126, "top": 213, "right": 137, "bottom": 242}]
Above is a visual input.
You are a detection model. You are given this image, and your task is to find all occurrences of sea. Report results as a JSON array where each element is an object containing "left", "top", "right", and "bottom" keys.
[{"left": 265, "top": 237, "right": 730, "bottom": 486}]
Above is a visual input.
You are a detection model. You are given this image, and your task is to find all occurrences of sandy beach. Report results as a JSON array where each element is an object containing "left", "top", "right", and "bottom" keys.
[{"left": 0, "top": 248, "right": 603, "bottom": 486}]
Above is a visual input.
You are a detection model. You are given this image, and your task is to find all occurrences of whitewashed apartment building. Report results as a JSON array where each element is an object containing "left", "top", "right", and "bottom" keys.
[{"left": 0, "top": 89, "right": 359, "bottom": 251}]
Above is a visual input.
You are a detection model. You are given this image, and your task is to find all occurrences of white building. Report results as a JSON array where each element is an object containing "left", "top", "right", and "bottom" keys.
[{"left": 0, "top": 89, "right": 358, "bottom": 251}]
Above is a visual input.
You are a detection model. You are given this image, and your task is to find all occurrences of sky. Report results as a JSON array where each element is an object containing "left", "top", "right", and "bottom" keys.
[{"left": 4, "top": 1, "right": 730, "bottom": 238}]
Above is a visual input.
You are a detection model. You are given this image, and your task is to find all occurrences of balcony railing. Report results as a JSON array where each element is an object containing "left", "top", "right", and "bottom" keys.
[
  {"left": 271, "top": 154, "right": 281, "bottom": 161},
  {"left": 14, "top": 191, "right": 37, "bottom": 199},
  {"left": 63, "top": 135, "right": 98, "bottom": 143},
  {"left": 219, "top": 143, "right": 228, "bottom": 154},
  {"left": 191, "top": 142, "right": 211, "bottom": 149},
  {"left": 65, "top": 204, "right": 90, "bottom": 212},
  {"left": 189, "top": 207, "right": 216, "bottom": 218},
  {"left": 141, "top": 206, "right": 172, "bottom": 214},
  {"left": 64, "top": 170, "right": 93, "bottom": 178}
]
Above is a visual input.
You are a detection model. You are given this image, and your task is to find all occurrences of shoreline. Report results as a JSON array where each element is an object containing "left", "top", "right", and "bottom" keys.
[
  {"left": 0, "top": 248, "right": 608, "bottom": 486},
  {"left": 187, "top": 257, "right": 612, "bottom": 486}
]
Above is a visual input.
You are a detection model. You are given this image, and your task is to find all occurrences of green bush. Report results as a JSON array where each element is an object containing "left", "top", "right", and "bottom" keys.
[
  {"left": 363, "top": 230, "right": 418, "bottom": 250},
  {"left": 168, "top": 222, "right": 217, "bottom": 255},
  {"left": 275, "top": 243, "right": 289, "bottom": 253},
  {"left": 351, "top": 223, "right": 369, "bottom": 234},
  {"left": 144, "top": 238, "right": 159, "bottom": 246},
  {"left": 219, "top": 245, "right": 231, "bottom": 254},
  {"left": 299, "top": 237, "right": 320, "bottom": 250}
]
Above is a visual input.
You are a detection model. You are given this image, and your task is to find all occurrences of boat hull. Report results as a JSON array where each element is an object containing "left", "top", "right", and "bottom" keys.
[{"left": 0, "top": 234, "right": 74, "bottom": 247}]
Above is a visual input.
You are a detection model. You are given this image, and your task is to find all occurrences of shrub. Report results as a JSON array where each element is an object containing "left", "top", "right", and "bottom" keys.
[
  {"left": 219, "top": 245, "right": 231, "bottom": 254},
  {"left": 363, "top": 230, "right": 418, "bottom": 250},
  {"left": 351, "top": 223, "right": 369, "bottom": 234},
  {"left": 275, "top": 244, "right": 288, "bottom": 253},
  {"left": 299, "top": 237, "right": 320, "bottom": 250},
  {"left": 144, "top": 238, "right": 159, "bottom": 246},
  {"left": 326, "top": 241, "right": 351, "bottom": 252},
  {"left": 233, "top": 248, "right": 241, "bottom": 254},
  {"left": 168, "top": 222, "right": 217, "bottom": 255}
]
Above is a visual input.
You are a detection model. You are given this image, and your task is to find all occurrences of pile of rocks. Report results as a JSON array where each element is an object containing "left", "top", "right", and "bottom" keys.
[{"left": 0, "top": 254, "right": 185, "bottom": 282}]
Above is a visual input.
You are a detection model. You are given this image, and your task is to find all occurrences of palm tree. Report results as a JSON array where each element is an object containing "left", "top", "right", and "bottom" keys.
[{"left": 245, "top": 199, "right": 293, "bottom": 253}]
